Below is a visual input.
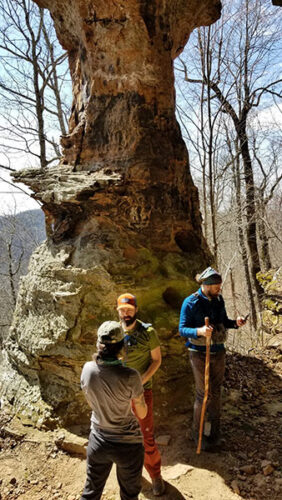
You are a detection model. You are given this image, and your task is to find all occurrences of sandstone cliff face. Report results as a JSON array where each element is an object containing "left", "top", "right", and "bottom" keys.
[{"left": 1, "top": 0, "right": 221, "bottom": 428}]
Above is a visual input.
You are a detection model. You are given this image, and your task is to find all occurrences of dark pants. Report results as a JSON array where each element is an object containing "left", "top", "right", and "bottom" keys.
[
  {"left": 81, "top": 431, "right": 144, "bottom": 500},
  {"left": 189, "top": 349, "right": 225, "bottom": 441},
  {"left": 132, "top": 389, "right": 161, "bottom": 479}
]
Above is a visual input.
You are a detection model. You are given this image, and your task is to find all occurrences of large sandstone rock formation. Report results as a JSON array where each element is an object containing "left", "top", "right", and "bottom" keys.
[{"left": 0, "top": 0, "right": 221, "bottom": 428}]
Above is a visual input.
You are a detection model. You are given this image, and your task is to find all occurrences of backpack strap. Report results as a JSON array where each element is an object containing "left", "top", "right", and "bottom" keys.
[{"left": 139, "top": 321, "right": 152, "bottom": 330}]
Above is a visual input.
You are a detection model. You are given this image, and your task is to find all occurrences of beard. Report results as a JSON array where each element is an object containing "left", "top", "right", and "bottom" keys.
[{"left": 123, "top": 314, "right": 137, "bottom": 327}]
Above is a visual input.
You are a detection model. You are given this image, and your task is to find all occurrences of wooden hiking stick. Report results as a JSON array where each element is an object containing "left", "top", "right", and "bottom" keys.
[{"left": 196, "top": 316, "right": 211, "bottom": 454}]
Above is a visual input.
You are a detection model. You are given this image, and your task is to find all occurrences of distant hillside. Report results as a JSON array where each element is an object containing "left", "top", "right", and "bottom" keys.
[
  {"left": 0, "top": 208, "right": 46, "bottom": 240},
  {"left": 0, "top": 209, "right": 46, "bottom": 345},
  {"left": 0, "top": 208, "right": 46, "bottom": 272}
]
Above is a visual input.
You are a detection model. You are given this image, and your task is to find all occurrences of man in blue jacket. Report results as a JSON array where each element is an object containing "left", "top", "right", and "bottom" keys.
[{"left": 179, "top": 267, "right": 246, "bottom": 451}]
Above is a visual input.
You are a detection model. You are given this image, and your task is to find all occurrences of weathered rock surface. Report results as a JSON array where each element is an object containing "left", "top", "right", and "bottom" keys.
[
  {"left": 0, "top": 0, "right": 222, "bottom": 427},
  {"left": 257, "top": 268, "right": 282, "bottom": 347}
]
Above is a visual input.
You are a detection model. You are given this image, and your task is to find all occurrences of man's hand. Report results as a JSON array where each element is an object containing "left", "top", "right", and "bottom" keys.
[
  {"left": 236, "top": 316, "right": 247, "bottom": 327},
  {"left": 197, "top": 325, "right": 213, "bottom": 338}
]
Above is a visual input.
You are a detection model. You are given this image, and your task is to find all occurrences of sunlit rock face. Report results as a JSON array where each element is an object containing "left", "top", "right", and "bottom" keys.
[{"left": 0, "top": 0, "right": 221, "bottom": 428}]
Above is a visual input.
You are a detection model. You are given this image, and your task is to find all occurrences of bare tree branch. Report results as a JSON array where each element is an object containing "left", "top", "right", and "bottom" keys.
[{"left": 0, "top": 164, "right": 16, "bottom": 172}]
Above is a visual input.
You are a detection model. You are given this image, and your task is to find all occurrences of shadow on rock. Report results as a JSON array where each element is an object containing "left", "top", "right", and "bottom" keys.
[{"left": 141, "top": 477, "right": 187, "bottom": 500}]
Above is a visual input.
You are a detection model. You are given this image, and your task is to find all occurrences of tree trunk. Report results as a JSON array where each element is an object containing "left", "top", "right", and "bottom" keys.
[
  {"left": 230, "top": 268, "right": 237, "bottom": 318},
  {"left": 237, "top": 120, "right": 263, "bottom": 303},
  {"left": 230, "top": 267, "right": 237, "bottom": 349},
  {"left": 257, "top": 216, "right": 272, "bottom": 271},
  {"left": 7, "top": 241, "right": 17, "bottom": 308},
  {"left": 229, "top": 135, "right": 257, "bottom": 330},
  {"left": 200, "top": 83, "right": 208, "bottom": 240},
  {"left": 207, "top": 57, "right": 218, "bottom": 265},
  {"left": 198, "top": 28, "right": 218, "bottom": 262},
  {"left": 205, "top": 79, "right": 263, "bottom": 305},
  {"left": 41, "top": 9, "right": 68, "bottom": 138},
  {"left": 257, "top": 194, "right": 272, "bottom": 271},
  {"left": 1, "top": 0, "right": 221, "bottom": 428},
  {"left": 24, "top": 2, "right": 48, "bottom": 170}
]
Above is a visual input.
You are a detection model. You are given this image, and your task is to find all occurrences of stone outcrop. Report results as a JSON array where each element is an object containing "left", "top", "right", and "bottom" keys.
[
  {"left": 257, "top": 268, "right": 282, "bottom": 347},
  {"left": 0, "top": 0, "right": 221, "bottom": 428}
]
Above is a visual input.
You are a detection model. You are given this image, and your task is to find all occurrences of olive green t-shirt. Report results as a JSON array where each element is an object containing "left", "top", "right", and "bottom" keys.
[{"left": 124, "top": 319, "right": 160, "bottom": 389}]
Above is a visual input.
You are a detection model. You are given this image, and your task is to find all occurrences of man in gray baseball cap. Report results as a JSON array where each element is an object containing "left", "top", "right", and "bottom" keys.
[
  {"left": 179, "top": 267, "right": 247, "bottom": 451},
  {"left": 81, "top": 321, "right": 147, "bottom": 500}
]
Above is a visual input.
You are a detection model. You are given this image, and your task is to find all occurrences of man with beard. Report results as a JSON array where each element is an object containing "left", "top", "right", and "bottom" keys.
[
  {"left": 116, "top": 293, "right": 165, "bottom": 497},
  {"left": 179, "top": 267, "right": 246, "bottom": 451}
]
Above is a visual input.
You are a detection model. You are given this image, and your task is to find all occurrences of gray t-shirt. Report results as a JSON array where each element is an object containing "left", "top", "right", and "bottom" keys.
[{"left": 81, "top": 360, "right": 144, "bottom": 443}]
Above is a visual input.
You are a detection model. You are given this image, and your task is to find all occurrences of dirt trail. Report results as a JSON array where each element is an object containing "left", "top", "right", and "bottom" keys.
[{"left": 0, "top": 348, "right": 281, "bottom": 500}]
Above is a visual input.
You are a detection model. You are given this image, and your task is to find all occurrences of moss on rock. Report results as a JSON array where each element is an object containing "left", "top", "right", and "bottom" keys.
[
  {"left": 257, "top": 268, "right": 282, "bottom": 341},
  {"left": 0, "top": 241, "right": 203, "bottom": 428}
]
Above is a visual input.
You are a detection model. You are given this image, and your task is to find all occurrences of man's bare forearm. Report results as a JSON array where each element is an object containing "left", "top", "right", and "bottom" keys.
[{"left": 133, "top": 393, "right": 148, "bottom": 419}]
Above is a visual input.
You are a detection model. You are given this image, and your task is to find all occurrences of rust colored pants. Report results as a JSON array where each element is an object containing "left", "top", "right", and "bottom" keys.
[{"left": 133, "top": 389, "right": 161, "bottom": 479}]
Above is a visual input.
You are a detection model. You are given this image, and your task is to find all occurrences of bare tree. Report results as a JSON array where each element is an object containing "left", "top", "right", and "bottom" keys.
[
  {"left": 176, "top": 0, "right": 282, "bottom": 314},
  {"left": 251, "top": 129, "right": 282, "bottom": 271},
  {"left": 176, "top": 29, "right": 229, "bottom": 264},
  {"left": 226, "top": 128, "right": 258, "bottom": 329},
  {"left": 0, "top": 0, "right": 71, "bottom": 172}
]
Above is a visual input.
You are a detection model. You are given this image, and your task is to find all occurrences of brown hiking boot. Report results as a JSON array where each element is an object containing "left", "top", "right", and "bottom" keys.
[{"left": 152, "top": 476, "right": 165, "bottom": 496}]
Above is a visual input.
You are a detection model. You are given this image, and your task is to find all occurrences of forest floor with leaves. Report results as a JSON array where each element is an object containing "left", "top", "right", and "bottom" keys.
[{"left": 0, "top": 346, "right": 281, "bottom": 500}]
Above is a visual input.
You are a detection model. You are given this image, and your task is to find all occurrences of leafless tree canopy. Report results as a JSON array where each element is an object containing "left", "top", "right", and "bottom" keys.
[
  {"left": 176, "top": 0, "right": 282, "bottom": 339},
  {"left": 0, "top": 0, "right": 71, "bottom": 172}
]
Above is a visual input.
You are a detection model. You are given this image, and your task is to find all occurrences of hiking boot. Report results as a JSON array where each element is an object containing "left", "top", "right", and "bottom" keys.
[{"left": 152, "top": 476, "right": 165, "bottom": 496}]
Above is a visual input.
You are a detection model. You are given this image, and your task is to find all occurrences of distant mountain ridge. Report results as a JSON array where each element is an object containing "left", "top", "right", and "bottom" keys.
[
  {"left": 0, "top": 209, "right": 46, "bottom": 345},
  {"left": 0, "top": 208, "right": 46, "bottom": 242},
  {"left": 0, "top": 208, "right": 46, "bottom": 272}
]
